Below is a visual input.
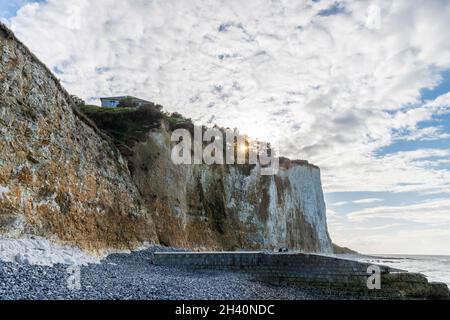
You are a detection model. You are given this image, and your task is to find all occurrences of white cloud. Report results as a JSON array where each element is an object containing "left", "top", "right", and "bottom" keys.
[
  {"left": 330, "top": 224, "right": 450, "bottom": 255},
  {"left": 332, "top": 198, "right": 384, "bottom": 206},
  {"left": 328, "top": 196, "right": 450, "bottom": 254},
  {"left": 352, "top": 198, "right": 383, "bottom": 204},
  {"left": 399, "top": 126, "right": 450, "bottom": 142},
  {"left": 347, "top": 198, "right": 450, "bottom": 224},
  {"left": 329, "top": 197, "right": 450, "bottom": 254},
  {"left": 8, "top": 0, "right": 450, "bottom": 193},
  {"left": 332, "top": 201, "right": 349, "bottom": 207}
]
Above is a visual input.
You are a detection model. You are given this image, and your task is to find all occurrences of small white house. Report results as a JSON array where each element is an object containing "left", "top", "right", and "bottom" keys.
[{"left": 100, "top": 96, "right": 151, "bottom": 108}]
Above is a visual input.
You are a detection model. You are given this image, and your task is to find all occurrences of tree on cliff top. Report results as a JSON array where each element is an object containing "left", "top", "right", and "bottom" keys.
[{"left": 70, "top": 94, "right": 85, "bottom": 107}]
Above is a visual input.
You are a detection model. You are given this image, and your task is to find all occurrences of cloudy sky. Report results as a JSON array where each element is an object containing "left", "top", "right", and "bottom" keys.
[{"left": 2, "top": 0, "right": 450, "bottom": 255}]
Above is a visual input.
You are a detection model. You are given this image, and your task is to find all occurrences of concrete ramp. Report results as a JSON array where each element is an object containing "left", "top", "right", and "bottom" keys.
[{"left": 153, "top": 251, "right": 450, "bottom": 299}]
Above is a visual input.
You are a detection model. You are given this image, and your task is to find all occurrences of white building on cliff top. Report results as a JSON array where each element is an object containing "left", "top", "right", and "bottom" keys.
[{"left": 100, "top": 96, "right": 151, "bottom": 108}]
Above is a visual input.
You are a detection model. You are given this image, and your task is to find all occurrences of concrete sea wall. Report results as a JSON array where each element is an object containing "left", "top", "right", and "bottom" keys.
[{"left": 153, "top": 251, "right": 450, "bottom": 299}]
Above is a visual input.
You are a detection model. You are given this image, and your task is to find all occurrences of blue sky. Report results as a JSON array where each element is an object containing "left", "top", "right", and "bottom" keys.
[
  {"left": 376, "top": 74, "right": 450, "bottom": 169},
  {"left": 377, "top": 72, "right": 450, "bottom": 157},
  {"left": 3, "top": 0, "right": 450, "bottom": 254},
  {"left": 0, "top": 0, "right": 43, "bottom": 19}
]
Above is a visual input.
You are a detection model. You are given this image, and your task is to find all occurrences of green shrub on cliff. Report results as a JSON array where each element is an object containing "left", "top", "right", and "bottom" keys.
[
  {"left": 164, "top": 112, "right": 193, "bottom": 131},
  {"left": 79, "top": 102, "right": 194, "bottom": 145},
  {"left": 79, "top": 103, "right": 164, "bottom": 147}
]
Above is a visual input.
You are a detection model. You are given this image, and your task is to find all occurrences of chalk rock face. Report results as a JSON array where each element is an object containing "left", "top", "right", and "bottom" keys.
[
  {"left": 0, "top": 23, "right": 157, "bottom": 251},
  {"left": 128, "top": 125, "right": 333, "bottom": 253}
]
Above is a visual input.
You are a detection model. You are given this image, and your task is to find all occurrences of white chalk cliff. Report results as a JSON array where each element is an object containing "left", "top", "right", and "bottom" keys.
[{"left": 0, "top": 22, "right": 332, "bottom": 254}]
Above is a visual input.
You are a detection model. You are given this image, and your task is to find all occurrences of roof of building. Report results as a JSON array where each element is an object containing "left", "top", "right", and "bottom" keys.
[{"left": 100, "top": 96, "right": 150, "bottom": 103}]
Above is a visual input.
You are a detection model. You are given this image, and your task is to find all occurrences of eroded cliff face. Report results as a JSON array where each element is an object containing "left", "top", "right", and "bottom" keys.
[
  {"left": 0, "top": 23, "right": 157, "bottom": 251},
  {"left": 128, "top": 125, "right": 332, "bottom": 253},
  {"left": 0, "top": 23, "right": 332, "bottom": 254}
]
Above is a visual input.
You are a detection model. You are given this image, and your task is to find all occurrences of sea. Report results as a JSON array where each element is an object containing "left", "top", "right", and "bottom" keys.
[{"left": 337, "top": 254, "right": 450, "bottom": 287}]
